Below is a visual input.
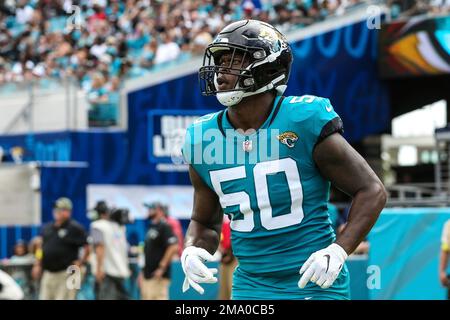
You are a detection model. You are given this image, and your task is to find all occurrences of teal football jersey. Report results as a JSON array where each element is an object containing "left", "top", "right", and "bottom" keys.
[{"left": 183, "top": 95, "right": 349, "bottom": 298}]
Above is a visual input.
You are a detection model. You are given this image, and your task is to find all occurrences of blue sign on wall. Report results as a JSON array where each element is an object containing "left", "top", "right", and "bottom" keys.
[{"left": 147, "top": 109, "right": 214, "bottom": 164}]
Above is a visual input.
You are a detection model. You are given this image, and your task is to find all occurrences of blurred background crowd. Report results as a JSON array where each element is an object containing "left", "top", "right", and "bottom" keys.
[{"left": 1, "top": 0, "right": 450, "bottom": 126}]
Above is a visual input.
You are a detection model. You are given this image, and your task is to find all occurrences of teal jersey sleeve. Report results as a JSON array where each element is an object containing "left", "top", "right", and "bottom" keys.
[
  {"left": 286, "top": 95, "right": 343, "bottom": 156},
  {"left": 310, "top": 97, "right": 344, "bottom": 148},
  {"left": 181, "top": 111, "right": 222, "bottom": 167}
]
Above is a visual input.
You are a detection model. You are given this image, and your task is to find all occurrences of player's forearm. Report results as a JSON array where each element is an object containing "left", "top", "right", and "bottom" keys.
[
  {"left": 335, "top": 182, "right": 387, "bottom": 255},
  {"left": 184, "top": 219, "right": 221, "bottom": 255}
]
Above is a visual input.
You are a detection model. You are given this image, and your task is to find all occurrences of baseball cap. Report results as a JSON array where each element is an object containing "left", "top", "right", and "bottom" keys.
[
  {"left": 92, "top": 200, "right": 109, "bottom": 214},
  {"left": 143, "top": 202, "right": 169, "bottom": 216},
  {"left": 143, "top": 201, "right": 164, "bottom": 209},
  {"left": 54, "top": 197, "right": 73, "bottom": 210}
]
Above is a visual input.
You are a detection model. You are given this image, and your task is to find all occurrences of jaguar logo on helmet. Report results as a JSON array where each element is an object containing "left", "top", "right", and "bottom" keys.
[{"left": 198, "top": 19, "right": 293, "bottom": 107}]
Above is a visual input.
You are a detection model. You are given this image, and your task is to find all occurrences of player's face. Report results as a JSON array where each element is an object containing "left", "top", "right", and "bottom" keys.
[
  {"left": 53, "top": 209, "right": 71, "bottom": 223},
  {"left": 216, "top": 52, "right": 250, "bottom": 91}
]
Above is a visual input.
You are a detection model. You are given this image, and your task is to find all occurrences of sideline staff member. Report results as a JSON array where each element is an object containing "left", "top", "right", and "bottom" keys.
[
  {"left": 32, "top": 197, "right": 90, "bottom": 300},
  {"left": 140, "top": 202, "right": 178, "bottom": 300}
]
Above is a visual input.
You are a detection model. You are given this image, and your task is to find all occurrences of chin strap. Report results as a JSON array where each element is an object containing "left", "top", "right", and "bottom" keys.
[
  {"left": 241, "top": 74, "right": 286, "bottom": 98},
  {"left": 216, "top": 74, "right": 286, "bottom": 107}
]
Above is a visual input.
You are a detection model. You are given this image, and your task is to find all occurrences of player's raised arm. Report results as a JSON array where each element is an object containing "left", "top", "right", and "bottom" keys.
[
  {"left": 312, "top": 133, "right": 387, "bottom": 255},
  {"left": 181, "top": 165, "right": 223, "bottom": 295}
]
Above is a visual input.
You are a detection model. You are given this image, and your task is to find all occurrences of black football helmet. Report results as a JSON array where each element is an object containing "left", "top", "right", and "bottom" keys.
[{"left": 198, "top": 19, "right": 293, "bottom": 106}]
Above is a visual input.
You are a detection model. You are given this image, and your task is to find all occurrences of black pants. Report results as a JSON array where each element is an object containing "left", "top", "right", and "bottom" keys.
[{"left": 97, "top": 275, "right": 129, "bottom": 300}]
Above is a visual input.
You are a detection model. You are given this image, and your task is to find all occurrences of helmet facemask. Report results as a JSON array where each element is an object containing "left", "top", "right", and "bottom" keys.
[
  {"left": 199, "top": 42, "right": 289, "bottom": 107},
  {"left": 199, "top": 43, "right": 257, "bottom": 106}
]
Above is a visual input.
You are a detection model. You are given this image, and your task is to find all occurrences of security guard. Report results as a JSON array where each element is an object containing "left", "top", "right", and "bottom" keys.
[{"left": 32, "top": 197, "right": 90, "bottom": 300}]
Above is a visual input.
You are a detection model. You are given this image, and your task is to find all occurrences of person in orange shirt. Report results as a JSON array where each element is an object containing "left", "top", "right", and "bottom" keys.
[{"left": 218, "top": 217, "right": 237, "bottom": 300}]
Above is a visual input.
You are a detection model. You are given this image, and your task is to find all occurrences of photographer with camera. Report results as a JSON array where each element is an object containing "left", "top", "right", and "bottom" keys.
[{"left": 90, "top": 201, "right": 131, "bottom": 300}]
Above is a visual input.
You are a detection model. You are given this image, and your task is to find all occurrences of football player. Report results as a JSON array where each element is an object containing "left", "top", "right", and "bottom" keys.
[{"left": 181, "top": 20, "right": 387, "bottom": 300}]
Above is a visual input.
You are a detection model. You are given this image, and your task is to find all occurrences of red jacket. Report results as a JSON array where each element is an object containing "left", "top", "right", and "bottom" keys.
[{"left": 220, "top": 218, "right": 232, "bottom": 251}]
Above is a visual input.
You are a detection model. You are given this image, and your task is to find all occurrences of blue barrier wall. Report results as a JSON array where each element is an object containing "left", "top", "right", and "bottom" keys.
[{"left": 368, "top": 208, "right": 450, "bottom": 300}]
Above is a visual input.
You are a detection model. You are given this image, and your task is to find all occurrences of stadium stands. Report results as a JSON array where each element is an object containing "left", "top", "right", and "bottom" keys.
[{"left": 1, "top": 1, "right": 449, "bottom": 127}]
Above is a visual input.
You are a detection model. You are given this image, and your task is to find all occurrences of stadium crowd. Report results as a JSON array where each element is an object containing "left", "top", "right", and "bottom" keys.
[
  {"left": 1, "top": 0, "right": 449, "bottom": 125},
  {"left": 0, "top": 0, "right": 367, "bottom": 88}
]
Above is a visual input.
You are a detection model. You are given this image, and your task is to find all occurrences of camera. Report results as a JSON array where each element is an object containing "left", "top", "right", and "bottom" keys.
[{"left": 109, "top": 208, "right": 133, "bottom": 225}]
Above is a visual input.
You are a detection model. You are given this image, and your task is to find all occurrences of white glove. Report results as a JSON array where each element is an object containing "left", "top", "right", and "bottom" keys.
[
  {"left": 298, "top": 243, "right": 348, "bottom": 289},
  {"left": 181, "top": 246, "right": 218, "bottom": 295},
  {"left": 0, "top": 270, "right": 24, "bottom": 300}
]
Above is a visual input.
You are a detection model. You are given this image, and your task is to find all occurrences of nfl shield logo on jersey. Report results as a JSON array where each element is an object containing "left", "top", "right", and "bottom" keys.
[{"left": 243, "top": 140, "right": 253, "bottom": 152}]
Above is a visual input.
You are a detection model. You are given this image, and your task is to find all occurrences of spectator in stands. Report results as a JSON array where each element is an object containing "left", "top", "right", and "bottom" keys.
[
  {"left": 9, "top": 240, "right": 34, "bottom": 265},
  {"left": 15, "top": 0, "right": 33, "bottom": 25},
  {"left": 28, "top": 236, "right": 43, "bottom": 262},
  {"left": 3, "top": 240, "right": 35, "bottom": 299},
  {"left": 140, "top": 39, "right": 157, "bottom": 69},
  {"left": 439, "top": 219, "right": 450, "bottom": 299},
  {"left": 90, "top": 201, "right": 130, "bottom": 300},
  {"left": 87, "top": 72, "right": 110, "bottom": 127},
  {"left": 154, "top": 32, "right": 181, "bottom": 66},
  {"left": 90, "top": 37, "right": 108, "bottom": 59},
  {"left": 3, "top": 0, "right": 443, "bottom": 116},
  {"left": 139, "top": 201, "right": 178, "bottom": 300},
  {"left": 218, "top": 216, "right": 237, "bottom": 300},
  {"left": 32, "top": 197, "right": 90, "bottom": 300},
  {"left": 191, "top": 24, "right": 213, "bottom": 55},
  {"left": 105, "top": 76, "right": 121, "bottom": 125}
]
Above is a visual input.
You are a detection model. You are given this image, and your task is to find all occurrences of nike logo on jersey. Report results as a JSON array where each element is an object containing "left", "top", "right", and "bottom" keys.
[{"left": 325, "top": 105, "right": 333, "bottom": 112}]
